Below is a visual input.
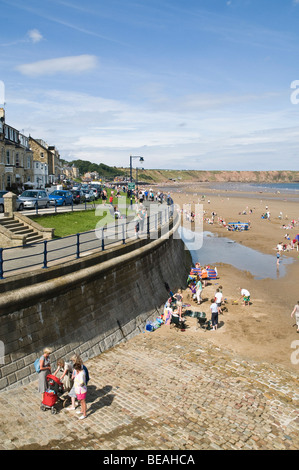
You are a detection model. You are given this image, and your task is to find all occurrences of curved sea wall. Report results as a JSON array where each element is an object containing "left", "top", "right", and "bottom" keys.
[{"left": 0, "top": 214, "right": 192, "bottom": 390}]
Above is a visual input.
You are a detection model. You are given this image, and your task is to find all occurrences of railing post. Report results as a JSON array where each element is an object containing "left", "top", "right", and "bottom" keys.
[
  {"left": 122, "top": 222, "right": 125, "bottom": 244},
  {"left": 71, "top": 199, "right": 73, "bottom": 211},
  {"left": 55, "top": 200, "right": 57, "bottom": 213},
  {"left": 76, "top": 233, "right": 80, "bottom": 259},
  {"left": 0, "top": 248, "right": 4, "bottom": 279},
  {"left": 102, "top": 228, "right": 105, "bottom": 251},
  {"left": 35, "top": 200, "right": 38, "bottom": 215},
  {"left": 42, "top": 240, "right": 48, "bottom": 269},
  {"left": 147, "top": 215, "right": 150, "bottom": 238}
]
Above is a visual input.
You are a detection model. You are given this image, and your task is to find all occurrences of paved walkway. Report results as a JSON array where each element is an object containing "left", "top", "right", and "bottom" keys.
[
  {"left": 0, "top": 202, "right": 171, "bottom": 278},
  {"left": 0, "top": 320, "right": 298, "bottom": 451}
]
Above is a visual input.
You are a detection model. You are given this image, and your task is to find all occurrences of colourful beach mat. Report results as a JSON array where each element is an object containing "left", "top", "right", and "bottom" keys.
[{"left": 190, "top": 268, "right": 217, "bottom": 279}]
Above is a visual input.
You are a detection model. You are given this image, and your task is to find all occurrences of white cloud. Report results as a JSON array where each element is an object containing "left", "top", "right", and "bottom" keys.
[
  {"left": 0, "top": 29, "right": 43, "bottom": 47},
  {"left": 6, "top": 86, "right": 299, "bottom": 170},
  {"left": 16, "top": 55, "right": 98, "bottom": 77},
  {"left": 27, "top": 29, "right": 43, "bottom": 43}
]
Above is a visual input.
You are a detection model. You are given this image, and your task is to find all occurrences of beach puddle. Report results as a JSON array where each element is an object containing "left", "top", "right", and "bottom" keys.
[{"left": 179, "top": 228, "right": 294, "bottom": 280}]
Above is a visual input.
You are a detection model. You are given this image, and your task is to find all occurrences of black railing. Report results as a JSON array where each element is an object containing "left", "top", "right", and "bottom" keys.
[{"left": 0, "top": 204, "right": 176, "bottom": 279}]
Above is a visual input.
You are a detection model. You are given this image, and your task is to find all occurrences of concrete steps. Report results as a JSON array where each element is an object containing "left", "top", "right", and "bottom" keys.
[{"left": 0, "top": 216, "right": 44, "bottom": 245}]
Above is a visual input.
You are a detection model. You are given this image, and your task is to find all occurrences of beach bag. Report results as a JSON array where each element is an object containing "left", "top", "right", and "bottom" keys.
[
  {"left": 83, "top": 365, "right": 89, "bottom": 384},
  {"left": 34, "top": 357, "right": 42, "bottom": 373}
]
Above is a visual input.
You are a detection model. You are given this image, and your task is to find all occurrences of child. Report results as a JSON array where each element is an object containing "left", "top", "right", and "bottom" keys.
[
  {"left": 73, "top": 362, "right": 87, "bottom": 419},
  {"left": 54, "top": 359, "right": 73, "bottom": 392},
  {"left": 173, "top": 289, "right": 183, "bottom": 321}
]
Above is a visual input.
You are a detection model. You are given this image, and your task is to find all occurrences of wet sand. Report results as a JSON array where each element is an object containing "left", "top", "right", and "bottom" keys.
[{"left": 158, "top": 183, "right": 299, "bottom": 373}]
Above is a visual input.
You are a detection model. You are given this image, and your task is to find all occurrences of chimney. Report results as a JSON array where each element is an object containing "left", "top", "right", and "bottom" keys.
[{"left": 0, "top": 108, "right": 5, "bottom": 123}]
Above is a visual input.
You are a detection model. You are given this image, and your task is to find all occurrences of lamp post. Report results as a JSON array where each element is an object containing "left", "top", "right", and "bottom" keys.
[{"left": 130, "top": 155, "right": 144, "bottom": 182}]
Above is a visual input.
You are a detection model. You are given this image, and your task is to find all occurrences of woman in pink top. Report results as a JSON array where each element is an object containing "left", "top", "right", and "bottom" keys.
[{"left": 73, "top": 362, "right": 87, "bottom": 419}]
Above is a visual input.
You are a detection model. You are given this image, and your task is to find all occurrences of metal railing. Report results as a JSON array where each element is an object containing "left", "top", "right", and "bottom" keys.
[{"left": 0, "top": 204, "right": 176, "bottom": 279}]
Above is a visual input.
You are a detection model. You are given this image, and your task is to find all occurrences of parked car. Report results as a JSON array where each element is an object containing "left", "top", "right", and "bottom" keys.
[
  {"left": 49, "top": 190, "right": 73, "bottom": 206},
  {"left": 0, "top": 191, "right": 25, "bottom": 212},
  {"left": 90, "top": 187, "right": 101, "bottom": 199},
  {"left": 71, "top": 189, "right": 84, "bottom": 204},
  {"left": 82, "top": 190, "right": 95, "bottom": 202},
  {"left": 18, "top": 190, "right": 50, "bottom": 209}
]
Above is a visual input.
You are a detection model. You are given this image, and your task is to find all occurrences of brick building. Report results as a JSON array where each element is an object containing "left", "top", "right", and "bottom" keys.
[{"left": 0, "top": 108, "right": 34, "bottom": 191}]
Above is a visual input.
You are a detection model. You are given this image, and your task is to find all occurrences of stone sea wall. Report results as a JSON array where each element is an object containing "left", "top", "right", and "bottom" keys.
[{"left": 0, "top": 214, "right": 192, "bottom": 390}]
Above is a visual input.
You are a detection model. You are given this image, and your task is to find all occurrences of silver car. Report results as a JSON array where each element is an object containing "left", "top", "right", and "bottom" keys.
[
  {"left": 18, "top": 190, "right": 50, "bottom": 209},
  {"left": 0, "top": 190, "right": 25, "bottom": 213}
]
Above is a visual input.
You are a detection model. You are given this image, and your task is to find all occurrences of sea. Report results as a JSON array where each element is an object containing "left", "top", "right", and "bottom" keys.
[
  {"left": 208, "top": 182, "right": 299, "bottom": 195},
  {"left": 179, "top": 228, "right": 294, "bottom": 280},
  {"left": 160, "top": 181, "right": 299, "bottom": 202}
]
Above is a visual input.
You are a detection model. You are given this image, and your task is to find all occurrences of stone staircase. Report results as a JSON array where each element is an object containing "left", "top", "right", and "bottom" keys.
[{"left": 0, "top": 215, "right": 49, "bottom": 245}]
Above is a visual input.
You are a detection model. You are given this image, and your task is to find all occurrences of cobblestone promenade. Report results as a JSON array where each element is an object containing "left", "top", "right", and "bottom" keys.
[{"left": 0, "top": 322, "right": 298, "bottom": 451}]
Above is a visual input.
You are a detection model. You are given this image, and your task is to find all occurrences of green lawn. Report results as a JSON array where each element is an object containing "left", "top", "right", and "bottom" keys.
[
  {"left": 31, "top": 190, "right": 135, "bottom": 238},
  {"left": 31, "top": 209, "right": 115, "bottom": 238}
]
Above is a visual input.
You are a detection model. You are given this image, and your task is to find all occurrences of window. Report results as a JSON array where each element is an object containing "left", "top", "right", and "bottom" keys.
[
  {"left": 6, "top": 150, "right": 10, "bottom": 165},
  {"left": 15, "top": 153, "right": 19, "bottom": 167},
  {"left": 27, "top": 156, "right": 31, "bottom": 169},
  {"left": 36, "top": 162, "right": 39, "bottom": 169}
]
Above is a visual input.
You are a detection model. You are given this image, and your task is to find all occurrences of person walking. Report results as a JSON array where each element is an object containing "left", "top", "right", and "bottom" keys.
[
  {"left": 102, "top": 189, "right": 107, "bottom": 204},
  {"left": 291, "top": 301, "right": 299, "bottom": 333},
  {"left": 195, "top": 276, "right": 203, "bottom": 305},
  {"left": 276, "top": 251, "right": 280, "bottom": 266},
  {"left": 38, "top": 348, "right": 52, "bottom": 402}
]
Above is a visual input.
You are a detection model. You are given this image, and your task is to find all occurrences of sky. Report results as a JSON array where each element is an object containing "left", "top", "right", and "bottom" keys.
[{"left": 1, "top": 0, "right": 299, "bottom": 171}]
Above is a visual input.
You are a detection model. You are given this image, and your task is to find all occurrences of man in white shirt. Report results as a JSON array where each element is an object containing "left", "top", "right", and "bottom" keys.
[
  {"left": 239, "top": 288, "right": 250, "bottom": 306},
  {"left": 214, "top": 288, "right": 223, "bottom": 314}
]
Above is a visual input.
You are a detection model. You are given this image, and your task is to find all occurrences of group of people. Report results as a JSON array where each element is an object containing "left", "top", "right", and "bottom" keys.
[{"left": 37, "top": 349, "right": 89, "bottom": 419}]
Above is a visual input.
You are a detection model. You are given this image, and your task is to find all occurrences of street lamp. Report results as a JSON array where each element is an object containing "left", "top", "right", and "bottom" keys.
[{"left": 130, "top": 155, "right": 144, "bottom": 182}]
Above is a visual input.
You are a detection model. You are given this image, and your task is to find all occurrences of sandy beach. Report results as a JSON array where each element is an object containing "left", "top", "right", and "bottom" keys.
[{"left": 155, "top": 182, "right": 299, "bottom": 373}]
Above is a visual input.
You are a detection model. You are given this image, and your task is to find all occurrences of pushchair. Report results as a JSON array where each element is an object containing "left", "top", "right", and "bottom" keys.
[{"left": 40, "top": 374, "right": 64, "bottom": 414}]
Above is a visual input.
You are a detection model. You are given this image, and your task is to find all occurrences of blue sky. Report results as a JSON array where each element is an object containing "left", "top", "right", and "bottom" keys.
[{"left": 1, "top": 0, "right": 299, "bottom": 171}]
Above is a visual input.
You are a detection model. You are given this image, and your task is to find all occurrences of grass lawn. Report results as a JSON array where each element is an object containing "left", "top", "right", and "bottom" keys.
[
  {"left": 31, "top": 210, "right": 115, "bottom": 238},
  {"left": 31, "top": 190, "right": 135, "bottom": 238}
]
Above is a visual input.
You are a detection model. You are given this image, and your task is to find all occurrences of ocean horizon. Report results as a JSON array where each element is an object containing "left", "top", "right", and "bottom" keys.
[{"left": 208, "top": 182, "right": 299, "bottom": 194}]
